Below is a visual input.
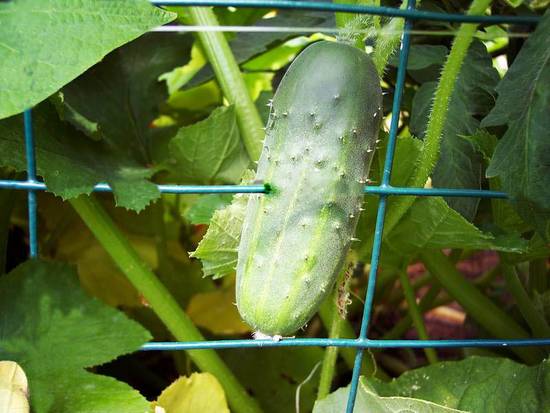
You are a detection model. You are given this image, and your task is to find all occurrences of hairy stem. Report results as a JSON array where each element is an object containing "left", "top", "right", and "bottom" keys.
[
  {"left": 70, "top": 196, "right": 262, "bottom": 413},
  {"left": 383, "top": 0, "right": 492, "bottom": 238},
  {"left": 502, "top": 263, "right": 550, "bottom": 338},
  {"left": 398, "top": 266, "right": 438, "bottom": 364},
  {"left": 187, "top": 7, "right": 264, "bottom": 160},
  {"left": 421, "top": 250, "right": 543, "bottom": 364}
]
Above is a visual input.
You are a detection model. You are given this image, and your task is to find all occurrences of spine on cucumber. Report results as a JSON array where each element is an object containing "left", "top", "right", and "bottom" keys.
[{"left": 236, "top": 41, "right": 382, "bottom": 336}]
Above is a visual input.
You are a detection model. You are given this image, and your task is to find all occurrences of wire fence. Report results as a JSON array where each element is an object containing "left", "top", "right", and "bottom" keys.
[{"left": 2, "top": 1, "right": 546, "bottom": 412}]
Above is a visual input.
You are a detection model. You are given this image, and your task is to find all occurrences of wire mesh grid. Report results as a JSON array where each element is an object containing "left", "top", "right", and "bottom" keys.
[{"left": 1, "top": 1, "right": 547, "bottom": 411}]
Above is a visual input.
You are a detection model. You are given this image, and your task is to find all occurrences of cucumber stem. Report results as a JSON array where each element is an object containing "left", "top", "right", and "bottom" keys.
[
  {"left": 383, "top": 0, "right": 493, "bottom": 238},
  {"left": 502, "top": 262, "right": 550, "bottom": 338},
  {"left": 420, "top": 250, "right": 543, "bottom": 364},
  {"left": 187, "top": 7, "right": 264, "bottom": 161},
  {"left": 397, "top": 266, "right": 438, "bottom": 364},
  {"left": 70, "top": 196, "right": 263, "bottom": 413}
]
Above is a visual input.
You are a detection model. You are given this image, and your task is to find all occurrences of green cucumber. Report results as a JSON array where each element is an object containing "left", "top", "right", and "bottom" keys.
[{"left": 236, "top": 41, "right": 382, "bottom": 336}]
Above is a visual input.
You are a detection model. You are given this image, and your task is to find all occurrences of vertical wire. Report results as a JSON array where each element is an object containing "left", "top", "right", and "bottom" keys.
[
  {"left": 23, "top": 110, "right": 38, "bottom": 258},
  {"left": 345, "top": 1, "right": 416, "bottom": 411}
]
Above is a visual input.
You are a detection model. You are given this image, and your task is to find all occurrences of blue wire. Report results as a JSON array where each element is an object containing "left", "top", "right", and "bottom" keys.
[
  {"left": 0, "top": 180, "right": 508, "bottom": 198},
  {"left": 141, "top": 337, "right": 550, "bottom": 351},
  {"left": 23, "top": 110, "right": 38, "bottom": 258},
  {"left": 150, "top": 0, "right": 540, "bottom": 25}
]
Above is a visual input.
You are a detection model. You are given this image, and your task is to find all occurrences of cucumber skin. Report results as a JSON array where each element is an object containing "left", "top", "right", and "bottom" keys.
[{"left": 236, "top": 41, "right": 382, "bottom": 336}]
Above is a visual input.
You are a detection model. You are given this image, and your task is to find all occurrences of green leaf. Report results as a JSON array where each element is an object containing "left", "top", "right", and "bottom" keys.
[
  {"left": 369, "top": 356, "right": 550, "bottom": 413},
  {"left": 169, "top": 106, "right": 250, "bottom": 184},
  {"left": 153, "top": 373, "right": 230, "bottom": 413},
  {"left": 190, "top": 188, "right": 248, "bottom": 278},
  {"left": 0, "top": 0, "right": 175, "bottom": 119},
  {"left": 389, "top": 45, "right": 448, "bottom": 71},
  {"left": 184, "top": 194, "right": 233, "bottom": 225},
  {"left": 0, "top": 260, "right": 151, "bottom": 413},
  {"left": 223, "top": 347, "right": 323, "bottom": 413},
  {"left": 60, "top": 32, "right": 193, "bottom": 167},
  {"left": 389, "top": 44, "right": 448, "bottom": 83},
  {"left": 411, "top": 41, "right": 500, "bottom": 220},
  {"left": 385, "top": 197, "right": 528, "bottom": 255},
  {"left": 482, "top": 11, "right": 550, "bottom": 240},
  {"left": 313, "top": 380, "right": 464, "bottom": 413},
  {"left": 0, "top": 103, "right": 159, "bottom": 211}
]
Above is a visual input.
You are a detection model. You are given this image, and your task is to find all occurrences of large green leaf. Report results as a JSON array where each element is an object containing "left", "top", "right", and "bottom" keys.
[
  {"left": 369, "top": 356, "right": 550, "bottom": 413},
  {"left": 0, "top": 260, "right": 151, "bottom": 413},
  {"left": 411, "top": 41, "right": 499, "bottom": 220},
  {"left": 0, "top": 103, "right": 159, "bottom": 211},
  {"left": 60, "top": 32, "right": 193, "bottom": 167},
  {"left": 168, "top": 106, "right": 249, "bottom": 184},
  {"left": 0, "top": 0, "right": 175, "bottom": 119},
  {"left": 313, "top": 380, "right": 464, "bottom": 413},
  {"left": 482, "top": 11, "right": 550, "bottom": 240}
]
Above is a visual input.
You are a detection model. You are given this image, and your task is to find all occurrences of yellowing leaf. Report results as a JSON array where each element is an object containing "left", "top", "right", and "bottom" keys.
[
  {"left": 0, "top": 361, "right": 29, "bottom": 413},
  {"left": 154, "top": 373, "right": 230, "bottom": 413},
  {"left": 187, "top": 288, "right": 250, "bottom": 335}
]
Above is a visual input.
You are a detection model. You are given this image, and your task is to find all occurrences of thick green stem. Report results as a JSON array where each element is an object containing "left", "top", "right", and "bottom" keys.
[
  {"left": 70, "top": 196, "right": 262, "bottom": 413},
  {"left": 397, "top": 268, "right": 438, "bottom": 364},
  {"left": 187, "top": 7, "right": 264, "bottom": 161},
  {"left": 421, "top": 250, "right": 542, "bottom": 364},
  {"left": 502, "top": 263, "right": 550, "bottom": 338},
  {"left": 383, "top": 0, "right": 492, "bottom": 238}
]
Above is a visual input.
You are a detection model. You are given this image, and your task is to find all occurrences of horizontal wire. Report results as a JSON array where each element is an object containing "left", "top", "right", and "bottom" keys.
[
  {"left": 0, "top": 180, "right": 507, "bottom": 198},
  {"left": 141, "top": 337, "right": 550, "bottom": 351},
  {"left": 150, "top": 0, "right": 541, "bottom": 25},
  {"left": 152, "top": 24, "right": 530, "bottom": 38}
]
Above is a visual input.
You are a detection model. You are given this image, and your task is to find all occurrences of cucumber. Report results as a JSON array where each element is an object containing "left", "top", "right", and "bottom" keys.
[{"left": 236, "top": 41, "right": 382, "bottom": 336}]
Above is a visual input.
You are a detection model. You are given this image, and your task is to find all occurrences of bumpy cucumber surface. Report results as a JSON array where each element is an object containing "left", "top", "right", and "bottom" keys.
[{"left": 236, "top": 41, "right": 382, "bottom": 336}]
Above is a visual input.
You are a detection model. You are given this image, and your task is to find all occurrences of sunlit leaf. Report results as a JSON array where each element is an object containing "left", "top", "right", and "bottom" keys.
[
  {"left": 0, "top": 0, "right": 175, "bottom": 119},
  {"left": 0, "top": 361, "right": 29, "bottom": 413},
  {"left": 153, "top": 373, "right": 229, "bottom": 413}
]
